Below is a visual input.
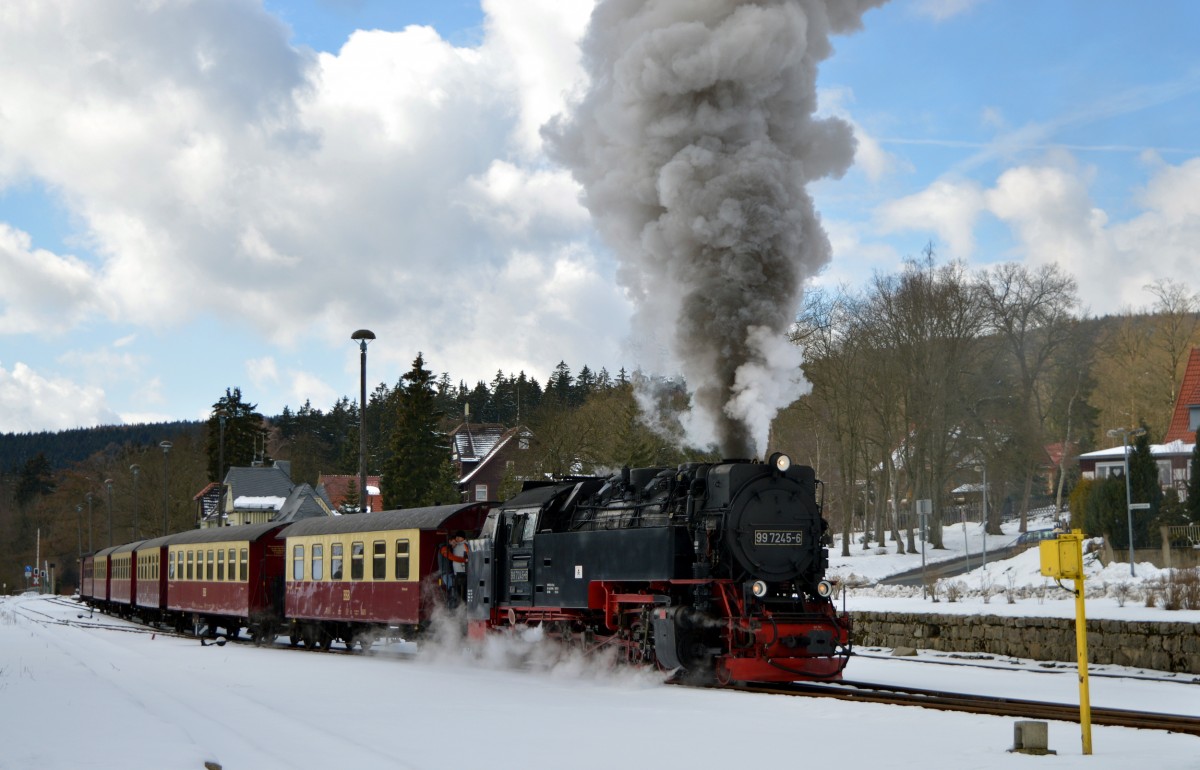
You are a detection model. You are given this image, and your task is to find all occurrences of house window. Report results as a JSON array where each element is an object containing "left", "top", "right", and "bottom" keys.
[
  {"left": 395, "top": 539, "right": 410, "bottom": 580},
  {"left": 293, "top": 545, "right": 305, "bottom": 580},
  {"left": 1095, "top": 462, "right": 1125, "bottom": 479},
  {"left": 475, "top": 484, "right": 488, "bottom": 502},
  {"left": 519, "top": 436, "right": 529, "bottom": 450},
  {"left": 331, "top": 543, "right": 344, "bottom": 580},
  {"left": 1189, "top": 405, "right": 1200, "bottom": 432},
  {"left": 373, "top": 541, "right": 386, "bottom": 580},
  {"left": 351, "top": 541, "right": 365, "bottom": 580},
  {"left": 312, "top": 544, "right": 323, "bottom": 581},
  {"left": 1157, "top": 460, "right": 1172, "bottom": 488}
]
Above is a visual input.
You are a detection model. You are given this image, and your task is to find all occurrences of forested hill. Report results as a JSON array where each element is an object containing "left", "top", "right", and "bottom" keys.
[{"left": 0, "top": 422, "right": 202, "bottom": 473}]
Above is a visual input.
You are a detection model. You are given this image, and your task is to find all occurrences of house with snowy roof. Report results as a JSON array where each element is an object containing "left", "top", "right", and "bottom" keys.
[
  {"left": 196, "top": 460, "right": 335, "bottom": 528},
  {"left": 1078, "top": 347, "right": 1199, "bottom": 498},
  {"left": 450, "top": 423, "right": 532, "bottom": 502},
  {"left": 316, "top": 474, "right": 383, "bottom": 513}
]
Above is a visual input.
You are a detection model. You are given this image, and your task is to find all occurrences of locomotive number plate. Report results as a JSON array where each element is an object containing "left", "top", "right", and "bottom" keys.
[
  {"left": 510, "top": 569, "right": 529, "bottom": 583},
  {"left": 754, "top": 530, "right": 803, "bottom": 546}
]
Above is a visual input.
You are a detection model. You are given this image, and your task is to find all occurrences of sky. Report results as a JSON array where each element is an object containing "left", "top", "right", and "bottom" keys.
[
  {"left": 2, "top": 0, "right": 1199, "bottom": 434},
  {"left": 5, "top": 520, "right": 1198, "bottom": 768}
]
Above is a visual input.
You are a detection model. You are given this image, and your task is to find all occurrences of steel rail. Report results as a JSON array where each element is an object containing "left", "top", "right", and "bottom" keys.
[{"left": 731, "top": 680, "right": 1200, "bottom": 736}]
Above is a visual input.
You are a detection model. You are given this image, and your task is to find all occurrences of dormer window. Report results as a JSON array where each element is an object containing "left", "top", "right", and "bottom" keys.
[{"left": 1190, "top": 405, "right": 1200, "bottom": 432}]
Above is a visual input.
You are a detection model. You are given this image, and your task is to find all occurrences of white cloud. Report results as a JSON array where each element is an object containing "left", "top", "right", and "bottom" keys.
[
  {"left": 0, "top": 361, "right": 120, "bottom": 432},
  {"left": 0, "top": 0, "right": 607, "bottom": 361},
  {"left": 247, "top": 357, "right": 281, "bottom": 391},
  {"left": 819, "top": 87, "right": 900, "bottom": 183},
  {"left": 911, "top": 0, "right": 985, "bottom": 22},
  {"left": 876, "top": 179, "right": 986, "bottom": 258},
  {"left": 0, "top": 225, "right": 99, "bottom": 334},
  {"left": 872, "top": 154, "right": 1200, "bottom": 313}
]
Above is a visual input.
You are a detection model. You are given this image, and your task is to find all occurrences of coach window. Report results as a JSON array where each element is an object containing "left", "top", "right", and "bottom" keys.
[
  {"left": 293, "top": 544, "right": 305, "bottom": 580},
  {"left": 228, "top": 549, "right": 236, "bottom": 580},
  {"left": 331, "top": 543, "right": 344, "bottom": 580},
  {"left": 312, "top": 544, "right": 323, "bottom": 581},
  {"left": 351, "top": 541, "right": 365, "bottom": 580},
  {"left": 186, "top": 551, "right": 194, "bottom": 580},
  {"left": 207, "top": 550, "right": 215, "bottom": 581},
  {"left": 240, "top": 548, "right": 248, "bottom": 582},
  {"left": 395, "top": 539, "right": 410, "bottom": 580},
  {"left": 217, "top": 550, "right": 226, "bottom": 581},
  {"left": 372, "top": 541, "right": 386, "bottom": 580}
]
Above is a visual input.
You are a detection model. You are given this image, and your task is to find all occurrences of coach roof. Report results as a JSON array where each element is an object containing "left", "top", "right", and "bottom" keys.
[{"left": 280, "top": 503, "right": 489, "bottom": 537}]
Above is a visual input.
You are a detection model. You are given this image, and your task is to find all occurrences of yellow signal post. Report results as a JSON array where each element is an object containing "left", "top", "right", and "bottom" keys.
[{"left": 1039, "top": 530, "right": 1092, "bottom": 755}]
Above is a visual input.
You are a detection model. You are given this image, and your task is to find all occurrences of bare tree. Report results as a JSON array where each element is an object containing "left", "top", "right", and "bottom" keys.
[
  {"left": 979, "top": 262, "right": 1079, "bottom": 532},
  {"left": 862, "top": 247, "right": 987, "bottom": 550}
]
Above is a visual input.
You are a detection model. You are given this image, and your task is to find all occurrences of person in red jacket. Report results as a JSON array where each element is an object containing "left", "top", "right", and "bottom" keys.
[{"left": 438, "top": 532, "right": 469, "bottom": 608}]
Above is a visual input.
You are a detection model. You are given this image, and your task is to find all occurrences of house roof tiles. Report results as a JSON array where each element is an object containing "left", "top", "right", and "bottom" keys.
[{"left": 1164, "top": 347, "right": 1200, "bottom": 443}]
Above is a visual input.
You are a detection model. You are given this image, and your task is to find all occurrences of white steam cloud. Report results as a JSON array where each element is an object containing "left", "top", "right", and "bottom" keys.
[{"left": 547, "top": 0, "right": 884, "bottom": 457}]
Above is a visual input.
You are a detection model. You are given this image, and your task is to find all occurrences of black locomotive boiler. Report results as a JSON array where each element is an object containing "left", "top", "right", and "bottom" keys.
[{"left": 465, "top": 454, "right": 851, "bottom": 683}]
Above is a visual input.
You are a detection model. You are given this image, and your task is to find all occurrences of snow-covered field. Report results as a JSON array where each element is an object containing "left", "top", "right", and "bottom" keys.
[{"left": 3, "top": 518, "right": 1196, "bottom": 769}]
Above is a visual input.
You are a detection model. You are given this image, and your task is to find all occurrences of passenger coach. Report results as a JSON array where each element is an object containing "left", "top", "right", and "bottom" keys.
[
  {"left": 161, "top": 522, "right": 289, "bottom": 641},
  {"left": 107, "top": 540, "right": 145, "bottom": 618},
  {"left": 281, "top": 502, "right": 491, "bottom": 650}
]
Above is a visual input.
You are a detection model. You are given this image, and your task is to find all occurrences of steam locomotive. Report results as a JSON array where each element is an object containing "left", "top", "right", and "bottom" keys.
[{"left": 466, "top": 454, "right": 851, "bottom": 683}]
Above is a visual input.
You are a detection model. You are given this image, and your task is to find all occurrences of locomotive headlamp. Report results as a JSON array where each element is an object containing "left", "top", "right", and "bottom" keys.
[
  {"left": 751, "top": 580, "right": 769, "bottom": 598},
  {"left": 769, "top": 452, "right": 791, "bottom": 473},
  {"left": 816, "top": 580, "right": 833, "bottom": 598}
]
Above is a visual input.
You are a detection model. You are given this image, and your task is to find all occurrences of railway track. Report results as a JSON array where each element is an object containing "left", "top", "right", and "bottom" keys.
[{"left": 735, "top": 679, "right": 1200, "bottom": 736}]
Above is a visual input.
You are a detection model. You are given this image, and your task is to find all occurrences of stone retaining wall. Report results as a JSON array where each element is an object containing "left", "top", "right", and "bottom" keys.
[{"left": 852, "top": 611, "right": 1200, "bottom": 674}]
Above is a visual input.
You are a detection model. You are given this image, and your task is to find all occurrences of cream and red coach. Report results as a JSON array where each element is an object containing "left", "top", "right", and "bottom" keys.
[
  {"left": 82, "top": 546, "right": 118, "bottom": 609},
  {"left": 160, "top": 522, "right": 289, "bottom": 640},
  {"left": 106, "top": 540, "right": 146, "bottom": 618},
  {"left": 281, "top": 502, "right": 491, "bottom": 650},
  {"left": 79, "top": 551, "right": 98, "bottom": 604}
]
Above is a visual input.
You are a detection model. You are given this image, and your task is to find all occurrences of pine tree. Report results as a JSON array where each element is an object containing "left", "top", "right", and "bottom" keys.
[
  {"left": 1127, "top": 425, "right": 1161, "bottom": 549},
  {"left": 207, "top": 387, "right": 270, "bottom": 482},
  {"left": 1187, "top": 428, "right": 1200, "bottom": 524},
  {"left": 14, "top": 453, "right": 55, "bottom": 508},
  {"left": 381, "top": 353, "right": 460, "bottom": 508}
]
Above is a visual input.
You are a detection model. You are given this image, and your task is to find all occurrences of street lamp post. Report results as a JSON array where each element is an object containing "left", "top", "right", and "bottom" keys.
[
  {"left": 160, "top": 440, "right": 173, "bottom": 536},
  {"left": 86, "top": 492, "right": 94, "bottom": 553},
  {"left": 104, "top": 478, "right": 113, "bottom": 548},
  {"left": 130, "top": 464, "right": 140, "bottom": 540},
  {"left": 351, "top": 329, "right": 376, "bottom": 513},
  {"left": 1106, "top": 427, "right": 1146, "bottom": 577},
  {"left": 980, "top": 462, "right": 988, "bottom": 571}
]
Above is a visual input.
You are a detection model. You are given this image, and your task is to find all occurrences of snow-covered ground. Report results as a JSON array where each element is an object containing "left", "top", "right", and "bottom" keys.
[
  {"left": 3, "top": 517, "right": 1196, "bottom": 769},
  {"left": 831, "top": 513, "right": 1200, "bottom": 623}
]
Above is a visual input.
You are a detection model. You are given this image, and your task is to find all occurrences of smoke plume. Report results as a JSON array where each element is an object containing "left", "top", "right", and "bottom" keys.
[{"left": 547, "top": 0, "right": 883, "bottom": 457}]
